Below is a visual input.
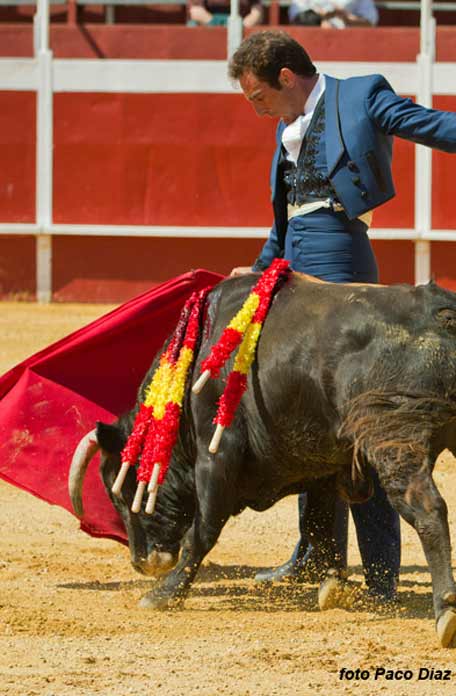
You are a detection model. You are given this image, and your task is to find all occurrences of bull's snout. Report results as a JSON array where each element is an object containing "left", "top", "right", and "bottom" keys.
[{"left": 131, "top": 550, "right": 179, "bottom": 578}]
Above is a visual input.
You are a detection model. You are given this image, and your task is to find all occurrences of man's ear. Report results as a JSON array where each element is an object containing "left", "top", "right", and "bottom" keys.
[
  {"left": 278, "top": 67, "right": 296, "bottom": 89},
  {"left": 96, "top": 421, "right": 125, "bottom": 454}
]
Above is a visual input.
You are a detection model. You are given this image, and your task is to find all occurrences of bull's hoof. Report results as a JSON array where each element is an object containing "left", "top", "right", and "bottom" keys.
[
  {"left": 436, "top": 609, "right": 456, "bottom": 648},
  {"left": 132, "top": 550, "right": 179, "bottom": 578},
  {"left": 139, "top": 589, "right": 184, "bottom": 611},
  {"left": 318, "top": 569, "right": 345, "bottom": 611}
]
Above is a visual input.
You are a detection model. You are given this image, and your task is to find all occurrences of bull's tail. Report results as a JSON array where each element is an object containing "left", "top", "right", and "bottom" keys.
[
  {"left": 112, "top": 287, "right": 211, "bottom": 514},
  {"left": 338, "top": 390, "right": 456, "bottom": 487},
  {"left": 336, "top": 455, "right": 374, "bottom": 505}
]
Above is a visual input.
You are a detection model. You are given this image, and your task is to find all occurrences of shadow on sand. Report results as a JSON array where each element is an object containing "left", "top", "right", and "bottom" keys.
[{"left": 57, "top": 561, "right": 443, "bottom": 618}]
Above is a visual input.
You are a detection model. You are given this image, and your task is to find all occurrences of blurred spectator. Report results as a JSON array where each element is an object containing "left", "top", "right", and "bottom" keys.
[
  {"left": 188, "top": 0, "right": 263, "bottom": 27},
  {"left": 289, "top": 0, "right": 378, "bottom": 27}
]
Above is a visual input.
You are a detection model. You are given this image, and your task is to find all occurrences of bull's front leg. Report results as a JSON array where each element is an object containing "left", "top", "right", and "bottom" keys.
[
  {"left": 380, "top": 456, "right": 456, "bottom": 648},
  {"left": 140, "top": 438, "right": 241, "bottom": 610}
]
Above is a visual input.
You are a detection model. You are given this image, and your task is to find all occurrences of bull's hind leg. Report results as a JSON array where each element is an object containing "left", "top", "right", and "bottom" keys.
[
  {"left": 381, "top": 458, "right": 456, "bottom": 648},
  {"left": 301, "top": 478, "right": 348, "bottom": 610},
  {"left": 140, "top": 434, "right": 242, "bottom": 610}
]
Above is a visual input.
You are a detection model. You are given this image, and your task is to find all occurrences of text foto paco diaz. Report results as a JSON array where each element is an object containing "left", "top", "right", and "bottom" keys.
[{"left": 339, "top": 667, "right": 452, "bottom": 681}]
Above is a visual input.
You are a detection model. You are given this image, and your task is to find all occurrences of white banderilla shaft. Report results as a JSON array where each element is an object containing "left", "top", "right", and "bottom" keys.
[
  {"left": 131, "top": 481, "right": 147, "bottom": 513},
  {"left": 112, "top": 461, "right": 131, "bottom": 496},
  {"left": 209, "top": 424, "right": 225, "bottom": 454},
  {"left": 145, "top": 463, "right": 161, "bottom": 515},
  {"left": 192, "top": 369, "right": 211, "bottom": 394}
]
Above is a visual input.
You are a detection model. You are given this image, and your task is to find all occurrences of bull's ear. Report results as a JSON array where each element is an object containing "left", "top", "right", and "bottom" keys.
[{"left": 96, "top": 421, "right": 125, "bottom": 454}]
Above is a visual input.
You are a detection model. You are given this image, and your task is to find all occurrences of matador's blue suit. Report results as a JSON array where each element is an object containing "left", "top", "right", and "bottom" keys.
[{"left": 253, "top": 73, "right": 456, "bottom": 598}]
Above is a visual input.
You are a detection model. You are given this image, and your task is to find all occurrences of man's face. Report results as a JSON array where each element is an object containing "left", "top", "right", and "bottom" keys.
[
  {"left": 239, "top": 72, "right": 296, "bottom": 123},
  {"left": 239, "top": 70, "right": 297, "bottom": 124}
]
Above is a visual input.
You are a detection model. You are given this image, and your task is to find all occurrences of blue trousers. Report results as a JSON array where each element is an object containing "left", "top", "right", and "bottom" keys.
[{"left": 286, "top": 209, "right": 401, "bottom": 597}]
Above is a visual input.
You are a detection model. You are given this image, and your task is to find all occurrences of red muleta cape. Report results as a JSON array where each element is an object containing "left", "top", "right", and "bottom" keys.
[{"left": 0, "top": 270, "right": 223, "bottom": 545}]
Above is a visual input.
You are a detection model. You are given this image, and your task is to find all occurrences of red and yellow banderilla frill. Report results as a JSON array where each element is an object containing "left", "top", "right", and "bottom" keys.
[
  {"left": 111, "top": 288, "right": 210, "bottom": 514},
  {"left": 111, "top": 259, "right": 291, "bottom": 515},
  {"left": 192, "top": 258, "right": 291, "bottom": 453}
]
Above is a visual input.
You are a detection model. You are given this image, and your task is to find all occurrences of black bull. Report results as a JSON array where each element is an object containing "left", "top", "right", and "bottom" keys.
[{"left": 69, "top": 273, "right": 456, "bottom": 647}]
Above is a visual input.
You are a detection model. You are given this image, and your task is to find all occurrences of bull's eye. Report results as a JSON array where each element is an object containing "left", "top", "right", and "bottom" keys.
[{"left": 437, "top": 308, "right": 456, "bottom": 330}]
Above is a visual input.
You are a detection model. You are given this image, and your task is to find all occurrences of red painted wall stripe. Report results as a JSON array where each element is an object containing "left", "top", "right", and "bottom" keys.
[
  {"left": 1, "top": 26, "right": 456, "bottom": 300},
  {"left": 0, "top": 91, "right": 35, "bottom": 222},
  {"left": 51, "top": 92, "right": 421, "bottom": 228}
]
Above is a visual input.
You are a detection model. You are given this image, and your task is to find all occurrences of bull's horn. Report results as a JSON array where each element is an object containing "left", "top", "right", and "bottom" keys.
[{"left": 68, "top": 429, "right": 99, "bottom": 518}]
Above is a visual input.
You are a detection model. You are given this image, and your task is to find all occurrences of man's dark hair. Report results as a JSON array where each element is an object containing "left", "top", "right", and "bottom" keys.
[{"left": 228, "top": 31, "right": 316, "bottom": 89}]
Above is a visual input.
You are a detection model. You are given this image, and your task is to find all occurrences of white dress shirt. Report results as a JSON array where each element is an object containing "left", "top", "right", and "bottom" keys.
[
  {"left": 281, "top": 73, "right": 372, "bottom": 226},
  {"left": 281, "top": 74, "right": 326, "bottom": 164}
]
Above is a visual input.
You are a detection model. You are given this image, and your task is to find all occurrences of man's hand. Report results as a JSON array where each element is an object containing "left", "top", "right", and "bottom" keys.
[{"left": 230, "top": 266, "right": 253, "bottom": 277}]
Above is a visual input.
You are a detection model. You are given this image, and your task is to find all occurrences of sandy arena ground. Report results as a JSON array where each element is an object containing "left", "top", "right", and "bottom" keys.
[{"left": 1, "top": 302, "right": 456, "bottom": 696}]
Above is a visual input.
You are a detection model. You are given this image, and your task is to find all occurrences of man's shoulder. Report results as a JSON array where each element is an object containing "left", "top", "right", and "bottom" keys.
[{"left": 325, "top": 73, "right": 392, "bottom": 94}]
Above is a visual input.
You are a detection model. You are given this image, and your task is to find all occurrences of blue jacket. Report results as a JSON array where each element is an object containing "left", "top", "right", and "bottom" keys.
[{"left": 255, "top": 73, "right": 456, "bottom": 270}]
